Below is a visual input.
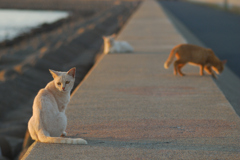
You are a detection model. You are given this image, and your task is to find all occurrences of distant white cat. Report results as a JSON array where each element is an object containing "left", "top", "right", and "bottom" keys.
[
  {"left": 28, "top": 67, "right": 87, "bottom": 145},
  {"left": 103, "top": 34, "right": 134, "bottom": 54}
]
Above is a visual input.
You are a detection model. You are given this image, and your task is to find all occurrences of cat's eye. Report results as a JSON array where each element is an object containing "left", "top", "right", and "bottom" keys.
[
  {"left": 65, "top": 81, "right": 70, "bottom": 84},
  {"left": 57, "top": 82, "right": 61, "bottom": 85}
]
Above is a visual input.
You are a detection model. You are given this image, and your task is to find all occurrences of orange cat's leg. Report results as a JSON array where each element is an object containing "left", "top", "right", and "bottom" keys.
[
  {"left": 204, "top": 65, "right": 212, "bottom": 75},
  {"left": 174, "top": 60, "right": 186, "bottom": 76},
  {"left": 200, "top": 65, "right": 204, "bottom": 76},
  {"left": 173, "top": 61, "right": 178, "bottom": 75},
  {"left": 204, "top": 65, "right": 217, "bottom": 78},
  {"left": 178, "top": 63, "right": 186, "bottom": 76}
]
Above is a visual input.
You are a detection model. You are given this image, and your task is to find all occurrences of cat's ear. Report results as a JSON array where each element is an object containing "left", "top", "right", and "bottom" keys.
[
  {"left": 49, "top": 69, "right": 59, "bottom": 79},
  {"left": 111, "top": 34, "right": 116, "bottom": 37},
  {"left": 222, "top": 60, "right": 227, "bottom": 65},
  {"left": 207, "top": 49, "right": 214, "bottom": 54},
  {"left": 67, "top": 67, "right": 76, "bottom": 78}
]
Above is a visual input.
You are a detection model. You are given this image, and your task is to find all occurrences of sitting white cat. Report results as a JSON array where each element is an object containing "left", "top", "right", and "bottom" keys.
[
  {"left": 28, "top": 67, "right": 87, "bottom": 145},
  {"left": 103, "top": 34, "right": 134, "bottom": 54}
]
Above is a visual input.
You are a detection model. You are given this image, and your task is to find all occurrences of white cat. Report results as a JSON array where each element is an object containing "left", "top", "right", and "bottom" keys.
[
  {"left": 103, "top": 34, "right": 134, "bottom": 54},
  {"left": 28, "top": 67, "right": 87, "bottom": 145}
]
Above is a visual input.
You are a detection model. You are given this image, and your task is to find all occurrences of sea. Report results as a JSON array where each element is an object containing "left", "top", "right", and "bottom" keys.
[{"left": 0, "top": 9, "right": 69, "bottom": 42}]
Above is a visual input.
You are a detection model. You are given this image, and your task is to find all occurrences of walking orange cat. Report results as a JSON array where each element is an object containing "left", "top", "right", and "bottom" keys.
[{"left": 164, "top": 44, "right": 227, "bottom": 78}]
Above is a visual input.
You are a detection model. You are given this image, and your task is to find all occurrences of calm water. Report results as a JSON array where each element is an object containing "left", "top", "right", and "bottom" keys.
[{"left": 0, "top": 9, "right": 69, "bottom": 42}]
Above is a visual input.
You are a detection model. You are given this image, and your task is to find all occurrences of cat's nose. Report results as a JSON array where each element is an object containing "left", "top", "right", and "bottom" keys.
[{"left": 62, "top": 87, "right": 65, "bottom": 90}]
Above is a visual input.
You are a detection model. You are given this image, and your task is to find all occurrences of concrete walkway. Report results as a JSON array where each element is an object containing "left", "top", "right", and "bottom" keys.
[{"left": 23, "top": 0, "right": 240, "bottom": 159}]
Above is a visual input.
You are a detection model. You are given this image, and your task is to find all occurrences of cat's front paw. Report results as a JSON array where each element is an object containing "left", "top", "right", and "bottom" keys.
[
  {"left": 61, "top": 131, "right": 67, "bottom": 137},
  {"left": 212, "top": 73, "right": 217, "bottom": 79}
]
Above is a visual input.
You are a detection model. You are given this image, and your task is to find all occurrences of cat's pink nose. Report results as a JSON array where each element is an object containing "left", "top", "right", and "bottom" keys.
[{"left": 62, "top": 87, "right": 65, "bottom": 90}]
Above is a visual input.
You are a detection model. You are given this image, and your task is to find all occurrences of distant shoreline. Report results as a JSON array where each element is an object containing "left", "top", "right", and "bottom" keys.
[
  {"left": 0, "top": 9, "right": 69, "bottom": 43},
  {"left": 0, "top": 10, "right": 94, "bottom": 49}
]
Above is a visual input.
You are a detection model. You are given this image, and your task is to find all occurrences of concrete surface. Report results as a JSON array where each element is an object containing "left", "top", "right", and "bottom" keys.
[{"left": 22, "top": 0, "right": 240, "bottom": 159}]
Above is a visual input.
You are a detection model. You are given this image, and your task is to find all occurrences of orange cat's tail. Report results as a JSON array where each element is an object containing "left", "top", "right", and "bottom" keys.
[{"left": 164, "top": 46, "right": 178, "bottom": 69}]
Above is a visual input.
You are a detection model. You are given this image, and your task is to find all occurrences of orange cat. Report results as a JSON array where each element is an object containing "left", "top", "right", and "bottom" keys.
[{"left": 164, "top": 44, "right": 227, "bottom": 78}]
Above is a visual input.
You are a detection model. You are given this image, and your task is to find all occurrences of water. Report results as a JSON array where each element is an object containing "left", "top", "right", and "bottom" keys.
[{"left": 0, "top": 9, "right": 69, "bottom": 42}]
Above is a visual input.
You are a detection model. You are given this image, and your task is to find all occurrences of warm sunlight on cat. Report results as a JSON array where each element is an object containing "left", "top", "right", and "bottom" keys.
[
  {"left": 164, "top": 44, "right": 227, "bottom": 78},
  {"left": 103, "top": 34, "right": 134, "bottom": 54},
  {"left": 28, "top": 67, "right": 87, "bottom": 145}
]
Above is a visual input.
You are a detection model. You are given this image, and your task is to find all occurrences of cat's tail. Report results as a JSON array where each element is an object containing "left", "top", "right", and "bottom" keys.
[
  {"left": 37, "top": 130, "right": 87, "bottom": 145},
  {"left": 164, "top": 46, "right": 178, "bottom": 69}
]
